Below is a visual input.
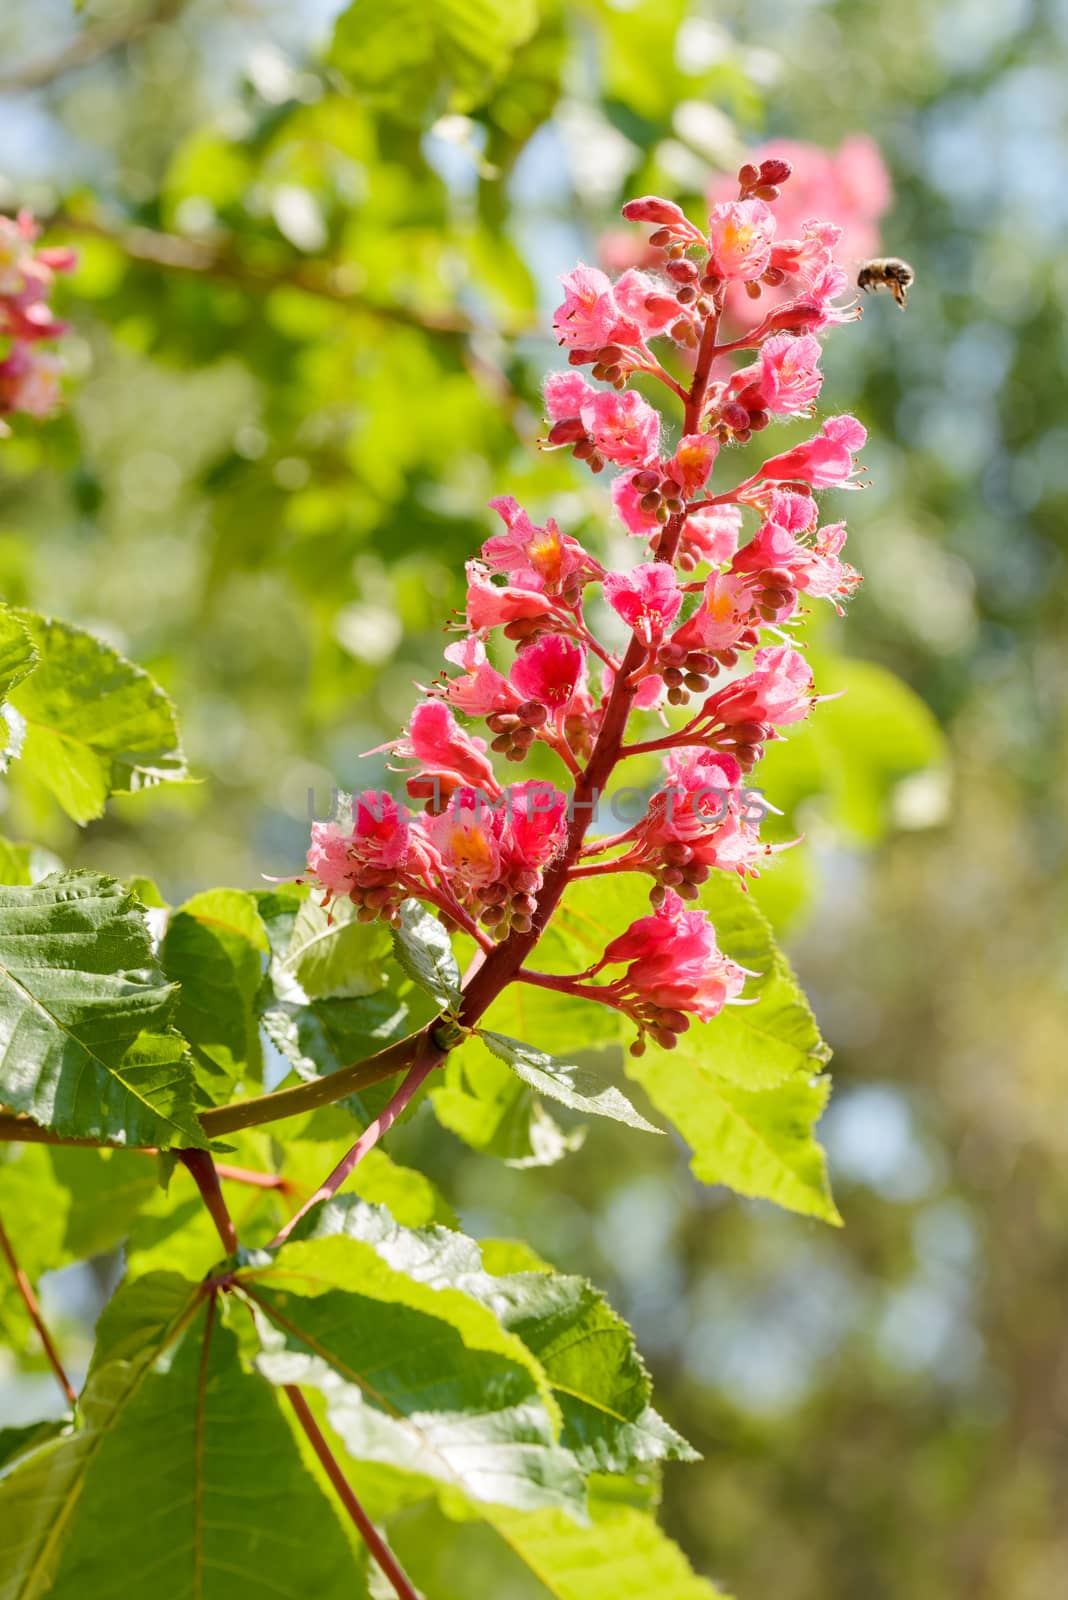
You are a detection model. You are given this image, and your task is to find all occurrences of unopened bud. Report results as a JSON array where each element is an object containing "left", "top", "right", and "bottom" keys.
[
  {"left": 546, "top": 417, "right": 586, "bottom": 445},
  {"left": 758, "top": 157, "right": 792, "bottom": 186},
  {"left": 666, "top": 258, "right": 699, "bottom": 284},
  {"left": 621, "top": 196, "right": 689, "bottom": 226},
  {"left": 737, "top": 163, "right": 760, "bottom": 189}
]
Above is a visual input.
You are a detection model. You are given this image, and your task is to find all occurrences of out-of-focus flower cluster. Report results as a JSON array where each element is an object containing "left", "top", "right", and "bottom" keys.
[
  {"left": 303, "top": 149, "right": 880, "bottom": 1051},
  {"left": 0, "top": 212, "right": 76, "bottom": 433}
]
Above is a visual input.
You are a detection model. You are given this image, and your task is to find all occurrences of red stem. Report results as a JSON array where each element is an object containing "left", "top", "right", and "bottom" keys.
[
  {"left": 177, "top": 1149, "right": 239, "bottom": 1254},
  {"left": 284, "top": 1383, "right": 419, "bottom": 1600},
  {"left": 268, "top": 1055, "right": 438, "bottom": 1248},
  {"left": 215, "top": 1163, "right": 294, "bottom": 1193},
  {"left": 0, "top": 1212, "right": 77, "bottom": 1406}
]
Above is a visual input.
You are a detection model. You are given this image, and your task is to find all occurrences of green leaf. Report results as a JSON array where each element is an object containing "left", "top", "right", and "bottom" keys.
[
  {"left": 331, "top": 0, "right": 538, "bottom": 119},
  {"left": 261, "top": 990, "right": 413, "bottom": 1125},
  {"left": 432, "top": 1042, "right": 585, "bottom": 1167},
  {"left": 391, "top": 898, "right": 463, "bottom": 1011},
  {"left": 242, "top": 1231, "right": 588, "bottom": 1517},
  {"left": 478, "top": 1030, "right": 663, "bottom": 1135},
  {"left": 161, "top": 888, "right": 269, "bottom": 1092},
  {"left": 0, "top": 1418, "right": 69, "bottom": 1474},
  {"left": 692, "top": 873, "right": 829, "bottom": 1089},
  {"left": 295, "top": 1197, "right": 696, "bottom": 1477},
  {"left": 482, "top": 1491, "right": 733, "bottom": 1600},
  {"left": 0, "top": 1277, "right": 368, "bottom": 1599},
  {"left": 627, "top": 1051, "right": 840, "bottom": 1224},
  {"left": 6, "top": 613, "right": 189, "bottom": 825},
  {"left": 282, "top": 893, "right": 392, "bottom": 1001},
  {"left": 0, "top": 607, "right": 37, "bottom": 703},
  {"left": 0, "top": 872, "right": 204, "bottom": 1148},
  {"left": 0, "top": 837, "right": 33, "bottom": 887}
]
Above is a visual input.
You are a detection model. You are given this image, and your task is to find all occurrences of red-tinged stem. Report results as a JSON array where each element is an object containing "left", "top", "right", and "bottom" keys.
[
  {"left": 0, "top": 1213, "right": 77, "bottom": 1407},
  {"left": 568, "top": 859, "right": 639, "bottom": 881},
  {"left": 642, "top": 362, "right": 690, "bottom": 403},
  {"left": 177, "top": 1150, "right": 239, "bottom": 1255},
  {"left": 268, "top": 1054, "right": 439, "bottom": 1249},
  {"left": 215, "top": 1163, "right": 295, "bottom": 1193},
  {"left": 518, "top": 969, "right": 628, "bottom": 1012},
  {"left": 283, "top": 1384, "right": 419, "bottom": 1600}
]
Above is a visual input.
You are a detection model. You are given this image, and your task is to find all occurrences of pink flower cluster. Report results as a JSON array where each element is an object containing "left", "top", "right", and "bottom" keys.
[
  {"left": 0, "top": 213, "right": 76, "bottom": 433},
  {"left": 302, "top": 151, "right": 880, "bottom": 1052}
]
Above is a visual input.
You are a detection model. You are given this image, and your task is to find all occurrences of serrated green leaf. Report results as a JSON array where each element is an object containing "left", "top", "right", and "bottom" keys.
[
  {"left": 391, "top": 898, "right": 463, "bottom": 1011},
  {"left": 294, "top": 1197, "right": 696, "bottom": 1477},
  {"left": 0, "top": 1418, "right": 69, "bottom": 1475},
  {"left": 161, "top": 888, "right": 269, "bottom": 1092},
  {"left": 261, "top": 990, "right": 412, "bottom": 1125},
  {"left": 241, "top": 1230, "right": 588, "bottom": 1517},
  {"left": 0, "top": 608, "right": 37, "bottom": 703},
  {"left": 479, "top": 1030, "right": 663, "bottom": 1135},
  {"left": 627, "top": 1051, "right": 840, "bottom": 1223},
  {"left": 283, "top": 893, "right": 392, "bottom": 1001},
  {"left": 7, "top": 614, "right": 189, "bottom": 825},
  {"left": 483, "top": 1492, "right": 733, "bottom": 1600},
  {"left": 432, "top": 1041, "right": 585, "bottom": 1167},
  {"left": 0, "top": 1277, "right": 368, "bottom": 1599},
  {"left": 0, "top": 872, "right": 204, "bottom": 1148},
  {"left": 331, "top": 0, "right": 538, "bottom": 119}
]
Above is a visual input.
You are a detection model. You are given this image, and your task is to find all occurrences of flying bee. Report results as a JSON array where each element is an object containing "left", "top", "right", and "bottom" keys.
[{"left": 857, "top": 257, "right": 915, "bottom": 309}]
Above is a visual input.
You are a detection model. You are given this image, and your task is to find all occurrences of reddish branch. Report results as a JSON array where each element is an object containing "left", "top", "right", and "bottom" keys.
[
  {"left": 0, "top": 1212, "right": 77, "bottom": 1406},
  {"left": 176, "top": 1150, "right": 238, "bottom": 1255}
]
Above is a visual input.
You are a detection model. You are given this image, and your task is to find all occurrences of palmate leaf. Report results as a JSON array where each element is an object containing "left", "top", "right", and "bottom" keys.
[
  {"left": 431, "top": 1041, "right": 586, "bottom": 1168},
  {"left": 534, "top": 874, "right": 838, "bottom": 1219},
  {"left": 331, "top": 0, "right": 538, "bottom": 119},
  {"left": 5, "top": 614, "right": 189, "bottom": 825},
  {"left": 627, "top": 1051, "right": 840, "bottom": 1224},
  {"left": 480, "top": 1488, "right": 733, "bottom": 1600},
  {"left": 0, "top": 607, "right": 37, "bottom": 703},
  {"left": 241, "top": 1232, "right": 589, "bottom": 1517},
  {"left": 0, "top": 1275, "right": 368, "bottom": 1600},
  {"left": 291, "top": 1197, "right": 696, "bottom": 1479},
  {"left": 391, "top": 898, "right": 463, "bottom": 1012},
  {"left": 478, "top": 1030, "right": 663, "bottom": 1135},
  {"left": 281, "top": 893, "right": 393, "bottom": 1003},
  {"left": 161, "top": 888, "right": 269, "bottom": 1095},
  {"left": 0, "top": 872, "right": 204, "bottom": 1147}
]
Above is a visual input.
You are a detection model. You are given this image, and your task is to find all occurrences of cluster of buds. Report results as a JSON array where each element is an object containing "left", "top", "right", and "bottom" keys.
[
  {"left": 0, "top": 213, "right": 76, "bottom": 433},
  {"left": 301, "top": 152, "right": 882, "bottom": 1045}
]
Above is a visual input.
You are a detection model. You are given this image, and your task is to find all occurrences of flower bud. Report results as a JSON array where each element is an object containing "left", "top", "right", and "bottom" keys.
[
  {"left": 758, "top": 157, "right": 792, "bottom": 186},
  {"left": 621, "top": 196, "right": 689, "bottom": 226}
]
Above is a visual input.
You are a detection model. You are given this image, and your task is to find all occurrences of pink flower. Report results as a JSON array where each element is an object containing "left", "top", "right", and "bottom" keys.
[
  {"left": 756, "top": 415, "right": 867, "bottom": 489},
  {"left": 545, "top": 372, "right": 661, "bottom": 469},
  {"left": 483, "top": 497, "right": 597, "bottom": 593},
  {"left": 510, "top": 634, "right": 585, "bottom": 714},
  {"left": 422, "top": 794, "right": 503, "bottom": 889},
  {"left": 732, "top": 518, "right": 859, "bottom": 609},
  {"left": 602, "top": 891, "right": 747, "bottom": 1023},
  {"left": 708, "top": 137, "right": 890, "bottom": 327},
  {"left": 0, "top": 345, "right": 63, "bottom": 419},
  {"left": 613, "top": 269, "right": 683, "bottom": 339},
  {"left": 502, "top": 780, "right": 570, "bottom": 872},
  {"left": 631, "top": 748, "right": 767, "bottom": 881},
  {"left": 730, "top": 334, "right": 824, "bottom": 416},
  {"left": 602, "top": 660, "right": 665, "bottom": 710},
  {"left": 612, "top": 470, "right": 660, "bottom": 538},
  {"left": 708, "top": 200, "right": 776, "bottom": 282},
  {"left": 465, "top": 561, "right": 555, "bottom": 631},
  {"left": 706, "top": 645, "right": 815, "bottom": 728},
  {"left": 385, "top": 700, "right": 500, "bottom": 796},
  {"left": 553, "top": 263, "right": 641, "bottom": 350},
  {"left": 670, "top": 434, "right": 720, "bottom": 496},
  {"left": 604, "top": 562, "right": 682, "bottom": 647},
  {"left": 671, "top": 571, "right": 757, "bottom": 652},
  {"left": 679, "top": 505, "right": 743, "bottom": 568},
  {"left": 438, "top": 637, "right": 521, "bottom": 717},
  {"left": 304, "top": 792, "right": 432, "bottom": 915}
]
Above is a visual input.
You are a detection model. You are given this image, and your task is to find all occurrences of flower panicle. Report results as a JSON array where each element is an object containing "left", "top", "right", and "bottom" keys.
[{"left": 301, "top": 151, "right": 883, "bottom": 1049}]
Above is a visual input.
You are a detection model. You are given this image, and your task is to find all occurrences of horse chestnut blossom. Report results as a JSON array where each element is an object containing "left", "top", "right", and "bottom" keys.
[
  {"left": 0, "top": 212, "right": 76, "bottom": 432},
  {"left": 301, "top": 153, "right": 876, "bottom": 1053}
]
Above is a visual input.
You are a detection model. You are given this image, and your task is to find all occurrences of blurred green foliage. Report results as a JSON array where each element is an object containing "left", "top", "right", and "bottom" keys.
[{"left": 1, "top": 0, "right": 1066, "bottom": 1595}]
